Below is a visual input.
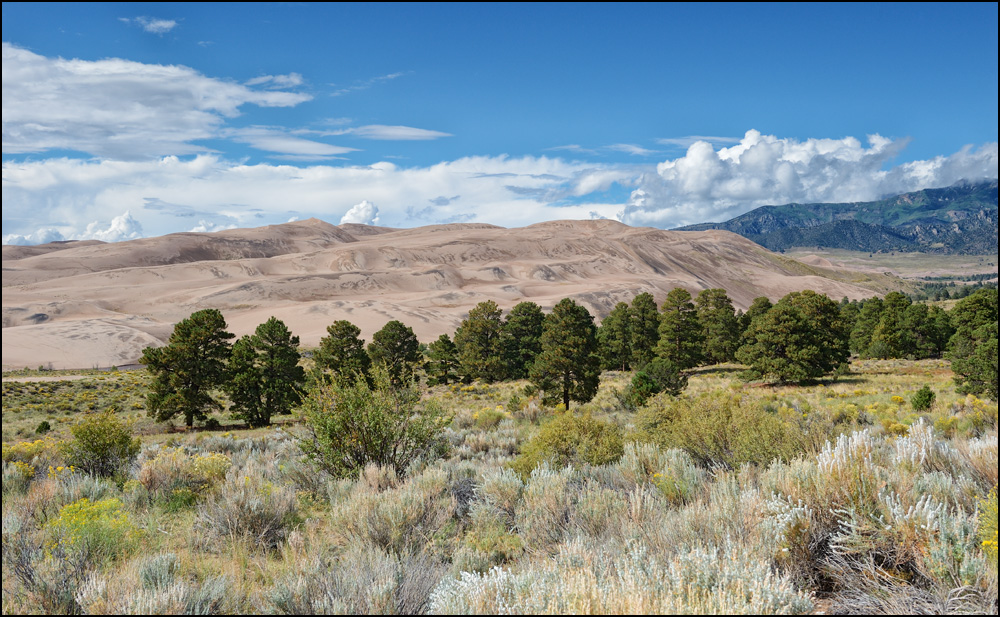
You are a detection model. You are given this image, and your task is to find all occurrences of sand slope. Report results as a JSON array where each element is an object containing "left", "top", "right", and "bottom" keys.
[{"left": 3, "top": 219, "right": 880, "bottom": 369}]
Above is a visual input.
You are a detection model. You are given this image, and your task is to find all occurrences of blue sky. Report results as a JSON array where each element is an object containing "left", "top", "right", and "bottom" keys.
[{"left": 3, "top": 2, "right": 997, "bottom": 244}]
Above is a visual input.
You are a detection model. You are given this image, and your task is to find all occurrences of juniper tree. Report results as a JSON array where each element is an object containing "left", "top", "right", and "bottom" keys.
[{"left": 425, "top": 333, "right": 461, "bottom": 386}]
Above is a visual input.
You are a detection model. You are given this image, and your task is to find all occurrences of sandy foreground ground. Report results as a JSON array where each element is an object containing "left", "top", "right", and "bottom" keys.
[{"left": 3, "top": 219, "right": 880, "bottom": 370}]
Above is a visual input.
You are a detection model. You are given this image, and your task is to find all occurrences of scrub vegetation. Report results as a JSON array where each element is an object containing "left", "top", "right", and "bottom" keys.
[{"left": 2, "top": 288, "right": 997, "bottom": 614}]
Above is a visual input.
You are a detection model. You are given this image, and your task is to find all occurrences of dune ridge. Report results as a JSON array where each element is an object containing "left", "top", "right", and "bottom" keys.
[{"left": 3, "top": 219, "right": 880, "bottom": 369}]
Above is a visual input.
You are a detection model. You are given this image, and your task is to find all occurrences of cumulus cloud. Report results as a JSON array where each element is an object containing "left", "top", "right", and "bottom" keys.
[
  {"left": 3, "top": 228, "right": 67, "bottom": 246},
  {"left": 340, "top": 200, "right": 380, "bottom": 225},
  {"left": 80, "top": 211, "right": 144, "bottom": 242},
  {"left": 1, "top": 43, "right": 311, "bottom": 160},
  {"left": 622, "top": 130, "right": 999, "bottom": 228}
]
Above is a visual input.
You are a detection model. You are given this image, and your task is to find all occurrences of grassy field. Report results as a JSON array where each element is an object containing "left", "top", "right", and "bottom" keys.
[
  {"left": 2, "top": 359, "right": 997, "bottom": 614},
  {"left": 784, "top": 248, "right": 998, "bottom": 281}
]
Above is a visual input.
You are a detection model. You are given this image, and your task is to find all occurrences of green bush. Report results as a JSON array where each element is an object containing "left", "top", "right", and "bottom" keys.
[
  {"left": 61, "top": 411, "right": 140, "bottom": 478},
  {"left": 44, "top": 497, "right": 141, "bottom": 562},
  {"left": 35, "top": 420, "right": 51, "bottom": 435},
  {"left": 636, "top": 391, "right": 804, "bottom": 469},
  {"left": 911, "top": 385, "right": 936, "bottom": 411},
  {"left": 300, "top": 366, "right": 450, "bottom": 479},
  {"left": 510, "top": 413, "right": 624, "bottom": 478}
]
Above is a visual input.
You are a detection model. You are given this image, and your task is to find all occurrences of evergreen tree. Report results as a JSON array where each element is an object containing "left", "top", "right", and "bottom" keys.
[
  {"left": 315, "top": 320, "right": 371, "bottom": 383},
  {"left": 740, "top": 296, "right": 773, "bottom": 334},
  {"left": 948, "top": 288, "right": 999, "bottom": 400},
  {"left": 597, "top": 302, "right": 632, "bottom": 371},
  {"left": 849, "top": 297, "right": 883, "bottom": 356},
  {"left": 529, "top": 298, "right": 601, "bottom": 409},
  {"left": 454, "top": 300, "right": 505, "bottom": 382},
  {"left": 225, "top": 317, "right": 305, "bottom": 428},
  {"left": 368, "top": 320, "right": 421, "bottom": 386},
  {"left": 501, "top": 301, "right": 545, "bottom": 379},
  {"left": 695, "top": 288, "right": 740, "bottom": 364},
  {"left": 141, "top": 308, "right": 234, "bottom": 427},
  {"left": 425, "top": 334, "right": 461, "bottom": 386},
  {"left": 868, "top": 292, "right": 913, "bottom": 358},
  {"left": 655, "top": 288, "right": 704, "bottom": 370},
  {"left": 736, "top": 290, "right": 849, "bottom": 383},
  {"left": 629, "top": 292, "right": 660, "bottom": 368}
]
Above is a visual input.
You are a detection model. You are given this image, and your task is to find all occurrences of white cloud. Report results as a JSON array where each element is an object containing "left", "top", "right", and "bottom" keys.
[
  {"left": 340, "top": 200, "right": 380, "bottom": 225},
  {"left": 135, "top": 17, "right": 178, "bottom": 34},
  {"left": 1, "top": 154, "right": 634, "bottom": 242},
  {"left": 245, "top": 73, "right": 304, "bottom": 89},
  {"left": 120, "top": 17, "right": 178, "bottom": 34},
  {"left": 656, "top": 135, "right": 743, "bottom": 148},
  {"left": 342, "top": 125, "right": 452, "bottom": 141},
  {"left": 225, "top": 126, "right": 357, "bottom": 158},
  {"left": 3, "top": 228, "right": 66, "bottom": 246},
  {"left": 606, "top": 143, "right": 658, "bottom": 156},
  {"left": 622, "top": 130, "right": 999, "bottom": 228},
  {"left": 1, "top": 43, "right": 311, "bottom": 160},
  {"left": 330, "top": 72, "right": 406, "bottom": 97},
  {"left": 80, "top": 211, "right": 144, "bottom": 242},
  {"left": 190, "top": 219, "right": 237, "bottom": 233}
]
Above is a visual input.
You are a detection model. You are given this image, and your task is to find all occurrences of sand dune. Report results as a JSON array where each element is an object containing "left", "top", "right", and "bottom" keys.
[{"left": 3, "top": 219, "right": 881, "bottom": 369}]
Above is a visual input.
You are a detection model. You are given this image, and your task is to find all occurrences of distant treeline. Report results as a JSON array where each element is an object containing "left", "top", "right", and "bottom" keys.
[
  {"left": 909, "top": 279, "right": 998, "bottom": 302},
  {"left": 140, "top": 287, "right": 999, "bottom": 428}
]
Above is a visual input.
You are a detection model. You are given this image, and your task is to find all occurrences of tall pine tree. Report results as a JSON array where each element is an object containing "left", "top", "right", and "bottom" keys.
[
  {"left": 655, "top": 288, "right": 704, "bottom": 370},
  {"left": 529, "top": 298, "right": 601, "bottom": 409},
  {"left": 225, "top": 317, "right": 305, "bottom": 428}
]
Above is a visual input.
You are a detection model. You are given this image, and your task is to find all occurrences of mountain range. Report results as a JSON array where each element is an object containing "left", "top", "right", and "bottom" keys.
[{"left": 676, "top": 181, "right": 998, "bottom": 254}]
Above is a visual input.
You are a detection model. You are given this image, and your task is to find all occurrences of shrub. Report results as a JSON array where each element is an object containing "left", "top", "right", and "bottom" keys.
[
  {"left": 61, "top": 411, "right": 140, "bottom": 478},
  {"left": 44, "top": 497, "right": 141, "bottom": 562},
  {"left": 637, "top": 392, "right": 804, "bottom": 469},
  {"left": 137, "top": 447, "right": 231, "bottom": 503},
  {"left": 35, "top": 421, "right": 51, "bottom": 435},
  {"left": 509, "top": 413, "right": 624, "bottom": 479},
  {"left": 194, "top": 466, "right": 299, "bottom": 550},
  {"left": 981, "top": 487, "right": 998, "bottom": 567},
  {"left": 269, "top": 545, "right": 446, "bottom": 615},
  {"left": 911, "top": 385, "right": 936, "bottom": 411},
  {"left": 430, "top": 541, "right": 813, "bottom": 614}
]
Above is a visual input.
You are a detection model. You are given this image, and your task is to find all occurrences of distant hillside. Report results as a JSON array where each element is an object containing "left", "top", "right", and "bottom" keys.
[{"left": 677, "top": 181, "right": 998, "bottom": 254}]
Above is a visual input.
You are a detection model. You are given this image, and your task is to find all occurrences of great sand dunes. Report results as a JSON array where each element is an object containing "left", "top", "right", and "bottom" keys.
[{"left": 3, "top": 219, "right": 882, "bottom": 370}]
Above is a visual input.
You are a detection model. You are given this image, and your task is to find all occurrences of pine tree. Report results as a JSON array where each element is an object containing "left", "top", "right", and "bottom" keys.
[
  {"left": 948, "top": 288, "right": 998, "bottom": 400},
  {"left": 736, "top": 290, "right": 849, "bottom": 383},
  {"left": 695, "top": 288, "right": 740, "bottom": 364},
  {"left": 141, "top": 308, "right": 234, "bottom": 427},
  {"left": 315, "top": 320, "right": 371, "bottom": 383},
  {"left": 597, "top": 302, "right": 632, "bottom": 371},
  {"left": 529, "top": 298, "right": 601, "bottom": 409},
  {"left": 849, "top": 297, "right": 883, "bottom": 356},
  {"left": 368, "top": 320, "right": 421, "bottom": 386},
  {"left": 501, "top": 301, "right": 545, "bottom": 379},
  {"left": 454, "top": 300, "right": 505, "bottom": 382},
  {"left": 629, "top": 293, "right": 660, "bottom": 369},
  {"left": 425, "top": 334, "right": 461, "bottom": 386},
  {"left": 868, "top": 292, "right": 913, "bottom": 358},
  {"left": 655, "top": 288, "right": 704, "bottom": 370},
  {"left": 225, "top": 317, "right": 305, "bottom": 428}
]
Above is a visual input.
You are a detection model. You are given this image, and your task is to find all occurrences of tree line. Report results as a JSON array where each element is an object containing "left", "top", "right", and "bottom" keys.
[{"left": 139, "top": 287, "right": 998, "bottom": 428}]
